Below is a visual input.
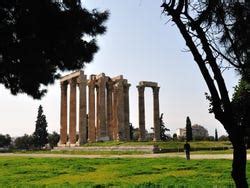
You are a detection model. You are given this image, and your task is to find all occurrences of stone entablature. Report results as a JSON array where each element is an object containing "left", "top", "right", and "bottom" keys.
[{"left": 58, "top": 71, "right": 130, "bottom": 146}]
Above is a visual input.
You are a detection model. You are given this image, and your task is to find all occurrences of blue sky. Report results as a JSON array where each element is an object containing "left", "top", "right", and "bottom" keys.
[{"left": 0, "top": 0, "right": 239, "bottom": 137}]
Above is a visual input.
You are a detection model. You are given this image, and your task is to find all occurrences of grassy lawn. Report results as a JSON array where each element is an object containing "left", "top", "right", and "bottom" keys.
[
  {"left": 15, "top": 150, "right": 152, "bottom": 155},
  {"left": 11, "top": 141, "right": 236, "bottom": 155},
  {"left": 82, "top": 141, "right": 232, "bottom": 149},
  {"left": 0, "top": 156, "right": 249, "bottom": 187}
]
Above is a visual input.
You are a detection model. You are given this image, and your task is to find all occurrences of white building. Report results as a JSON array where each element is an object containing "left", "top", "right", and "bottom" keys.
[{"left": 176, "top": 124, "right": 209, "bottom": 139}]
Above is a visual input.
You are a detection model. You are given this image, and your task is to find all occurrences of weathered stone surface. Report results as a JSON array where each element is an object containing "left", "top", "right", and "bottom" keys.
[
  {"left": 137, "top": 83, "right": 160, "bottom": 142},
  {"left": 78, "top": 73, "right": 87, "bottom": 144},
  {"left": 59, "top": 71, "right": 163, "bottom": 146},
  {"left": 96, "top": 74, "right": 108, "bottom": 141},
  {"left": 69, "top": 78, "right": 77, "bottom": 145},
  {"left": 112, "top": 75, "right": 123, "bottom": 81},
  {"left": 139, "top": 81, "right": 158, "bottom": 87},
  {"left": 153, "top": 87, "right": 160, "bottom": 141},
  {"left": 60, "top": 71, "right": 82, "bottom": 82},
  {"left": 59, "top": 81, "right": 68, "bottom": 145},
  {"left": 124, "top": 82, "right": 130, "bottom": 140},
  {"left": 88, "top": 78, "right": 96, "bottom": 142},
  {"left": 137, "top": 85, "right": 145, "bottom": 141},
  {"left": 107, "top": 82, "right": 113, "bottom": 140}
]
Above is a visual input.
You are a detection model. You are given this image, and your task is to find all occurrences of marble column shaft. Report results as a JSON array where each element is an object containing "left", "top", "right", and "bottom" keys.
[
  {"left": 153, "top": 87, "right": 160, "bottom": 141},
  {"left": 60, "top": 82, "right": 68, "bottom": 144},
  {"left": 78, "top": 74, "right": 87, "bottom": 144},
  {"left": 124, "top": 84, "right": 130, "bottom": 141},
  {"left": 97, "top": 78, "right": 107, "bottom": 139},
  {"left": 107, "top": 83, "right": 113, "bottom": 140},
  {"left": 88, "top": 80, "right": 96, "bottom": 142},
  {"left": 112, "top": 86, "right": 119, "bottom": 140},
  {"left": 116, "top": 81, "right": 125, "bottom": 140},
  {"left": 137, "top": 86, "right": 145, "bottom": 141},
  {"left": 69, "top": 78, "right": 77, "bottom": 144}
]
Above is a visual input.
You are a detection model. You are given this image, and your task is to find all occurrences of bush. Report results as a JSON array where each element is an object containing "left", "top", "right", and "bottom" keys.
[
  {"left": 219, "top": 135, "right": 229, "bottom": 141},
  {"left": 0, "top": 134, "right": 11, "bottom": 148},
  {"left": 14, "top": 134, "right": 34, "bottom": 150},
  {"left": 48, "top": 132, "right": 60, "bottom": 148}
]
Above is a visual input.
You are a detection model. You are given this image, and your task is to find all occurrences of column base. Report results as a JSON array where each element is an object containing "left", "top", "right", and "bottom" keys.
[
  {"left": 96, "top": 136, "right": 110, "bottom": 142},
  {"left": 57, "top": 143, "right": 67, "bottom": 147}
]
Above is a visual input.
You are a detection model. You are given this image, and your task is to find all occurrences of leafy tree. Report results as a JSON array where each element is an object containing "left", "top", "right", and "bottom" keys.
[
  {"left": 232, "top": 79, "right": 250, "bottom": 147},
  {"left": 215, "top": 129, "right": 218, "bottom": 141},
  {"left": 14, "top": 134, "right": 34, "bottom": 150},
  {"left": 159, "top": 113, "right": 170, "bottom": 141},
  {"left": 0, "top": 134, "right": 11, "bottom": 147},
  {"left": 33, "top": 105, "right": 48, "bottom": 149},
  {"left": 0, "top": 0, "right": 109, "bottom": 99},
  {"left": 48, "top": 131, "right": 60, "bottom": 149},
  {"left": 161, "top": 1, "right": 249, "bottom": 186},
  {"left": 129, "top": 123, "right": 134, "bottom": 140},
  {"left": 172, "top": 133, "right": 177, "bottom": 140},
  {"left": 186, "top": 116, "right": 192, "bottom": 142},
  {"left": 219, "top": 135, "right": 230, "bottom": 141}
]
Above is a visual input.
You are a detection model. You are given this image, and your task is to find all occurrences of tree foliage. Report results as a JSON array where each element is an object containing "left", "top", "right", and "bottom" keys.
[
  {"left": 232, "top": 79, "right": 250, "bottom": 129},
  {"left": 161, "top": 1, "right": 249, "bottom": 187},
  {"left": 186, "top": 116, "right": 192, "bottom": 142},
  {"left": 33, "top": 105, "right": 48, "bottom": 149},
  {"left": 215, "top": 129, "right": 218, "bottom": 141},
  {"left": 0, "top": 0, "right": 109, "bottom": 98},
  {"left": 14, "top": 134, "right": 33, "bottom": 150},
  {"left": 0, "top": 134, "right": 11, "bottom": 147},
  {"left": 48, "top": 131, "right": 60, "bottom": 148},
  {"left": 159, "top": 113, "right": 170, "bottom": 141}
]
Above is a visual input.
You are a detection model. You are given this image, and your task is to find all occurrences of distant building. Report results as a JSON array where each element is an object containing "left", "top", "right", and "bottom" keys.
[
  {"left": 176, "top": 124, "right": 209, "bottom": 140},
  {"left": 176, "top": 128, "right": 186, "bottom": 138}
]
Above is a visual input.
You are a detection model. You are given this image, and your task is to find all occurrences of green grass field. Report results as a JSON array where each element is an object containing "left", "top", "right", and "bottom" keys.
[
  {"left": 0, "top": 156, "right": 249, "bottom": 187},
  {"left": 82, "top": 141, "right": 232, "bottom": 149},
  {"left": 13, "top": 141, "right": 233, "bottom": 155}
]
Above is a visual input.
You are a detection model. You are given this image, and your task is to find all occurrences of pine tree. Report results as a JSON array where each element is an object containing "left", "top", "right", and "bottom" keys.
[
  {"left": 159, "top": 113, "right": 170, "bottom": 141},
  {"left": 215, "top": 129, "right": 218, "bottom": 141},
  {"left": 186, "top": 116, "right": 192, "bottom": 142},
  {"left": 33, "top": 105, "right": 48, "bottom": 149},
  {"left": 0, "top": 1, "right": 109, "bottom": 99}
]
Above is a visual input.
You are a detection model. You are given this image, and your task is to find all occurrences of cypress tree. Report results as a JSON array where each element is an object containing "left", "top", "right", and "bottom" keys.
[
  {"left": 215, "top": 128, "right": 218, "bottom": 141},
  {"left": 159, "top": 113, "right": 170, "bottom": 141},
  {"left": 33, "top": 105, "right": 48, "bottom": 149},
  {"left": 186, "top": 116, "right": 192, "bottom": 142}
]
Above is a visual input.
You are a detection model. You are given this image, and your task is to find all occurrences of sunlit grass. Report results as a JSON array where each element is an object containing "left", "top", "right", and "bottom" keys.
[
  {"left": 81, "top": 140, "right": 232, "bottom": 149},
  {"left": 0, "top": 156, "right": 248, "bottom": 187}
]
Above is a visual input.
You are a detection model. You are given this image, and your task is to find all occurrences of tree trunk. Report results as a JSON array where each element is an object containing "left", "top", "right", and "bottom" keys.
[{"left": 230, "top": 131, "right": 248, "bottom": 188}]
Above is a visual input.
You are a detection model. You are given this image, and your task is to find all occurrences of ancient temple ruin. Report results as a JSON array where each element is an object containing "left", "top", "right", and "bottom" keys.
[
  {"left": 58, "top": 70, "right": 160, "bottom": 146},
  {"left": 58, "top": 71, "right": 130, "bottom": 146}
]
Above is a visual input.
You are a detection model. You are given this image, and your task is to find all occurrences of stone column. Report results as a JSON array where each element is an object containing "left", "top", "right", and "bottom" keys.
[
  {"left": 96, "top": 76, "right": 108, "bottom": 141},
  {"left": 116, "top": 80, "right": 125, "bottom": 140},
  {"left": 137, "top": 85, "right": 145, "bottom": 141},
  {"left": 88, "top": 77, "right": 96, "bottom": 142},
  {"left": 112, "top": 85, "right": 119, "bottom": 140},
  {"left": 78, "top": 73, "right": 87, "bottom": 145},
  {"left": 95, "top": 86, "right": 101, "bottom": 141},
  {"left": 69, "top": 78, "right": 77, "bottom": 145},
  {"left": 59, "top": 81, "right": 68, "bottom": 145},
  {"left": 107, "top": 82, "right": 113, "bottom": 140},
  {"left": 153, "top": 87, "right": 160, "bottom": 141},
  {"left": 124, "top": 83, "right": 130, "bottom": 141}
]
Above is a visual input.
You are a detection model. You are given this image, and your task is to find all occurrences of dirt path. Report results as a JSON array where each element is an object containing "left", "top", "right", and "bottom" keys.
[{"left": 0, "top": 153, "right": 249, "bottom": 160}]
